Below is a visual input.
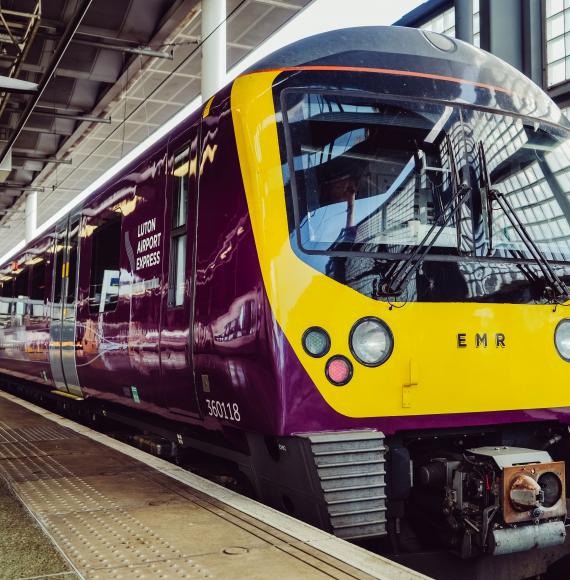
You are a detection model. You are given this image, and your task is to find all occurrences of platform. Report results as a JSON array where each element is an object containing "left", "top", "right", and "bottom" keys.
[
  {"left": 0, "top": 477, "right": 76, "bottom": 578},
  {"left": 0, "top": 390, "right": 427, "bottom": 580}
]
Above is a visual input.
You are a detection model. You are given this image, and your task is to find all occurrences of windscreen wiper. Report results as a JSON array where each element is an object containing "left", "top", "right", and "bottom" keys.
[
  {"left": 378, "top": 182, "right": 472, "bottom": 297},
  {"left": 478, "top": 141, "right": 570, "bottom": 302},
  {"left": 379, "top": 137, "right": 471, "bottom": 298}
]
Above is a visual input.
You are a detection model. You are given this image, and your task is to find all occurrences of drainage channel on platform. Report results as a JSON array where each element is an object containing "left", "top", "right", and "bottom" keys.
[{"left": 0, "top": 390, "right": 429, "bottom": 580}]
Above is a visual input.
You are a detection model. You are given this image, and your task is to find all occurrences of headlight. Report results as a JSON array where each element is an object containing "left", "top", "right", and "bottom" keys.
[
  {"left": 349, "top": 317, "right": 393, "bottom": 367},
  {"left": 555, "top": 319, "right": 570, "bottom": 361},
  {"left": 302, "top": 326, "right": 331, "bottom": 358}
]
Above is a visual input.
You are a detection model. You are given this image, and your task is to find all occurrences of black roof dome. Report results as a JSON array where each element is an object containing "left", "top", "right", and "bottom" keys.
[{"left": 246, "top": 26, "right": 568, "bottom": 129}]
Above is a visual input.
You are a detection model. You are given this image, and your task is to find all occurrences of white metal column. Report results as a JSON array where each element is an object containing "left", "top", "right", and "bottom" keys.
[
  {"left": 25, "top": 191, "right": 37, "bottom": 243},
  {"left": 201, "top": 0, "right": 226, "bottom": 102}
]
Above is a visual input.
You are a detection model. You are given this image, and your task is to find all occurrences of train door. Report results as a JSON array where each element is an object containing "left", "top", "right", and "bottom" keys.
[
  {"left": 75, "top": 201, "right": 132, "bottom": 404},
  {"left": 49, "top": 215, "right": 83, "bottom": 397},
  {"left": 159, "top": 123, "right": 200, "bottom": 417}
]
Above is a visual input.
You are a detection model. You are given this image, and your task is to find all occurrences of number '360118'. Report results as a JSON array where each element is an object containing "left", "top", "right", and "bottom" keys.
[{"left": 205, "top": 399, "right": 241, "bottom": 422}]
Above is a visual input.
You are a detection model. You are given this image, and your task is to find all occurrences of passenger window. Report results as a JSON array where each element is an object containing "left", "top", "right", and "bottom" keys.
[
  {"left": 0, "top": 276, "right": 12, "bottom": 298},
  {"left": 13, "top": 264, "right": 29, "bottom": 299},
  {"left": 66, "top": 221, "right": 79, "bottom": 304},
  {"left": 168, "top": 146, "right": 189, "bottom": 308},
  {"left": 53, "top": 235, "right": 65, "bottom": 303},
  {"left": 89, "top": 212, "right": 122, "bottom": 314},
  {"left": 13, "top": 264, "right": 29, "bottom": 322},
  {"left": 30, "top": 258, "right": 47, "bottom": 316},
  {"left": 0, "top": 274, "right": 13, "bottom": 321}
]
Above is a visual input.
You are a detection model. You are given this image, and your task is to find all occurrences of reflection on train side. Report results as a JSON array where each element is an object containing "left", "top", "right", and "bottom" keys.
[
  {"left": 0, "top": 298, "right": 11, "bottom": 329},
  {"left": 212, "top": 293, "right": 259, "bottom": 348},
  {"left": 0, "top": 250, "right": 49, "bottom": 329},
  {"left": 194, "top": 292, "right": 261, "bottom": 353}
]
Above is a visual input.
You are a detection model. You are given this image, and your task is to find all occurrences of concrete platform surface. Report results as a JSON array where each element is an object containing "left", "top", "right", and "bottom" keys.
[
  {"left": 0, "top": 390, "right": 429, "bottom": 580},
  {"left": 0, "top": 478, "right": 78, "bottom": 579}
]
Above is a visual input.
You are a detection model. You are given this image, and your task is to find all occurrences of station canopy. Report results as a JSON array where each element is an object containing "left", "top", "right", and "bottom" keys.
[{"left": 0, "top": 0, "right": 311, "bottom": 258}]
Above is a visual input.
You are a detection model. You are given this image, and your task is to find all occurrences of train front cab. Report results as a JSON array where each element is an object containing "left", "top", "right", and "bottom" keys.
[{"left": 231, "top": 61, "right": 570, "bottom": 569}]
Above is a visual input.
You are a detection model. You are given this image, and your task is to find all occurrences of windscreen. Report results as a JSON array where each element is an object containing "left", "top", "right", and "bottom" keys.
[
  {"left": 282, "top": 92, "right": 570, "bottom": 265},
  {"left": 464, "top": 108, "right": 570, "bottom": 263},
  {"left": 283, "top": 92, "right": 465, "bottom": 255}
]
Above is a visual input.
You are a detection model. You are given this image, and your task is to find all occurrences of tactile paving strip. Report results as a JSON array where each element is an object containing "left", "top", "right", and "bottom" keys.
[
  {"left": 0, "top": 429, "right": 345, "bottom": 580},
  {"left": 0, "top": 433, "right": 214, "bottom": 577},
  {"left": 89, "top": 558, "right": 211, "bottom": 579},
  {"left": 0, "top": 393, "right": 422, "bottom": 580},
  {"left": 46, "top": 510, "right": 210, "bottom": 575},
  {"left": 0, "top": 443, "right": 77, "bottom": 481},
  {"left": 0, "top": 423, "right": 78, "bottom": 443}
]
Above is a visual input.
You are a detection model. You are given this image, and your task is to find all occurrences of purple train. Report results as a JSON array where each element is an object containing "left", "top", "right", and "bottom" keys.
[{"left": 2, "top": 26, "right": 570, "bottom": 575}]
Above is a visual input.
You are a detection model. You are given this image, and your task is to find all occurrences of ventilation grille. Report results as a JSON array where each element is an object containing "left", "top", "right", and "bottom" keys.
[{"left": 303, "top": 430, "right": 387, "bottom": 540}]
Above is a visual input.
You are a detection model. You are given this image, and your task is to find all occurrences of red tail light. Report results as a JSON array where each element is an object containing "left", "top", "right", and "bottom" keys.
[{"left": 325, "top": 356, "right": 353, "bottom": 386}]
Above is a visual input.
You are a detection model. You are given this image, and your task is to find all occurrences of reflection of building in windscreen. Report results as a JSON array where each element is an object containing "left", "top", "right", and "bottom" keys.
[
  {"left": 460, "top": 261, "right": 525, "bottom": 299},
  {"left": 347, "top": 109, "right": 463, "bottom": 251},
  {"left": 335, "top": 253, "right": 419, "bottom": 301},
  {"left": 292, "top": 95, "right": 464, "bottom": 253},
  {"left": 337, "top": 250, "right": 539, "bottom": 302},
  {"left": 332, "top": 109, "right": 465, "bottom": 301},
  {"left": 467, "top": 110, "right": 570, "bottom": 261}
]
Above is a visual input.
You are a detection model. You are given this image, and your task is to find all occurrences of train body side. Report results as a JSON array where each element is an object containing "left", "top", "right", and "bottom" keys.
[
  {"left": 0, "top": 85, "right": 285, "bottom": 435},
  {"left": 0, "top": 231, "right": 54, "bottom": 388},
  {"left": 4, "top": 25, "right": 570, "bottom": 440},
  {"left": 4, "top": 27, "right": 570, "bottom": 562},
  {"left": 4, "top": 67, "right": 570, "bottom": 438}
]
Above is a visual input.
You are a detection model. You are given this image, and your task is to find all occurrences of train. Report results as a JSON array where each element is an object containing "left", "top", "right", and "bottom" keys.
[{"left": 1, "top": 24, "right": 570, "bottom": 577}]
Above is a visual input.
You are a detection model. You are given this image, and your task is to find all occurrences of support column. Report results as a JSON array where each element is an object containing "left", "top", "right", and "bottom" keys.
[
  {"left": 522, "top": 0, "right": 544, "bottom": 87},
  {"left": 480, "top": 0, "right": 523, "bottom": 72},
  {"left": 201, "top": 0, "right": 226, "bottom": 102},
  {"left": 25, "top": 191, "right": 37, "bottom": 244},
  {"left": 454, "top": 0, "right": 473, "bottom": 44}
]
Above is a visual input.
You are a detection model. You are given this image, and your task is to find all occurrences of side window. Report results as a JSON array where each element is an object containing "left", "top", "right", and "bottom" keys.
[
  {"left": 30, "top": 258, "right": 47, "bottom": 316},
  {"left": 168, "top": 146, "right": 189, "bottom": 308},
  {"left": 66, "top": 220, "right": 80, "bottom": 304},
  {"left": 30, "top": 261, "right": 47, "bottom": 301},
  {"left": 89, "top": 212, "right": 122, "bottom": 314},
  {"left": 13, "top": 264, "right": 29, "bottom": 322},
  {"left": 53, "top": 234, "right": 65, "bottom": 303},
  {"left": 0, "top": 277, "right": 12, "bottom": 298},
  {"left": 0, "top": 274, "right": 13, "bottom": 320},
  {"left": 13, "top": 264, "right": 29, "bottom": 299}
]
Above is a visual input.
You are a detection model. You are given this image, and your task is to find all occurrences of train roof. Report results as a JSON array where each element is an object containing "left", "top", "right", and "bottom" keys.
[{"left": 246, "top": 26, "right": 569, "bottom": 129}]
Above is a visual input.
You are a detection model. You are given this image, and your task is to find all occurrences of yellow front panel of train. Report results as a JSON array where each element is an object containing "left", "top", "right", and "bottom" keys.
[{"left": 231, "top": 71, "right": 570, "bottom": 419}]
